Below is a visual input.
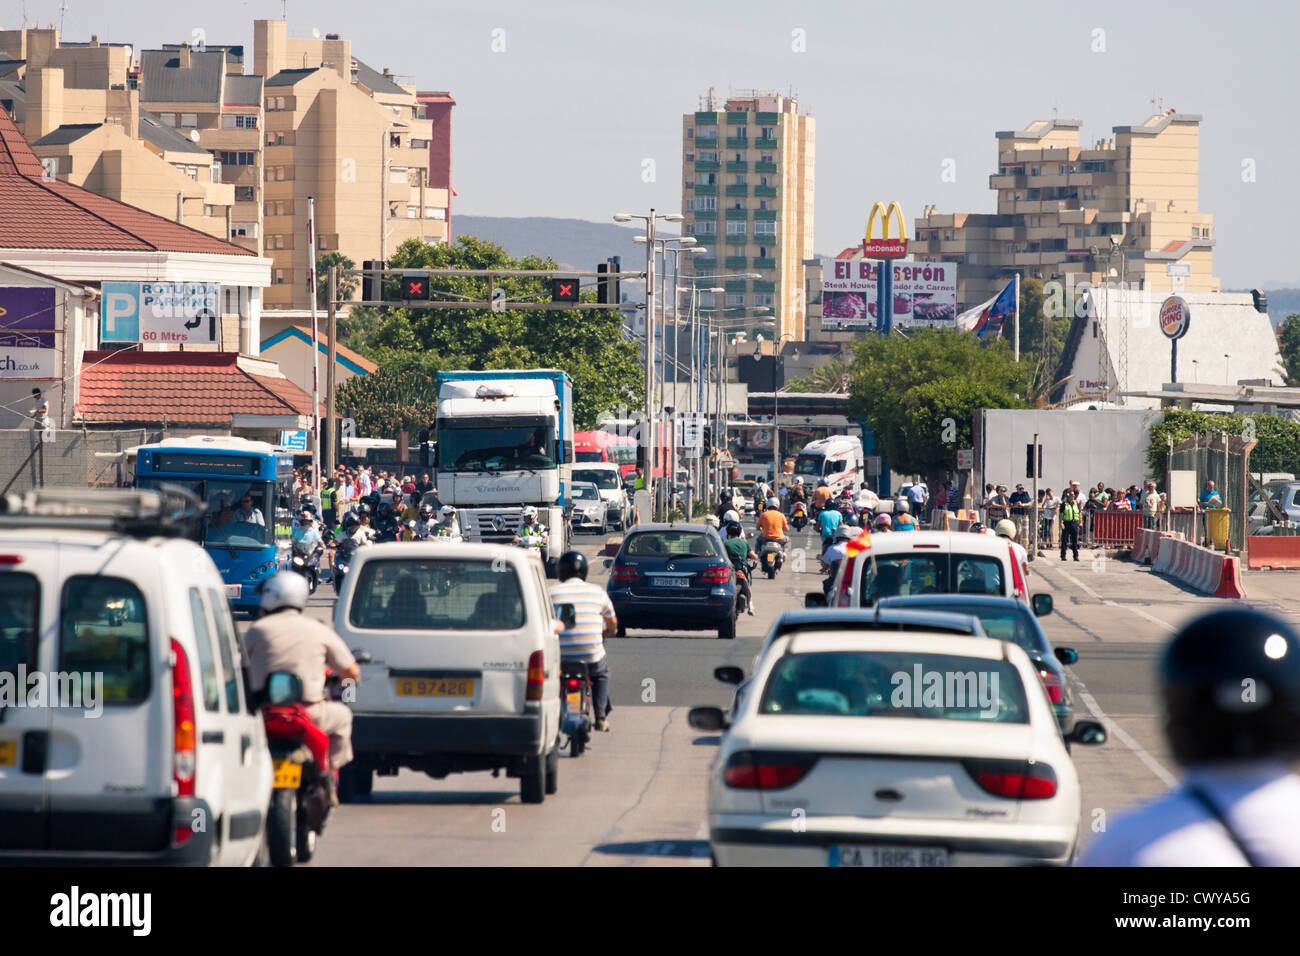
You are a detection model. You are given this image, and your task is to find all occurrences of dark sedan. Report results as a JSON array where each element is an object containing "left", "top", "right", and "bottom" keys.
[
  {"left": 605, "top": 523, "right": 739, "bottom": 640},
  {"left": 877, "top": 594, "right": 1079, "bottom": 734}
]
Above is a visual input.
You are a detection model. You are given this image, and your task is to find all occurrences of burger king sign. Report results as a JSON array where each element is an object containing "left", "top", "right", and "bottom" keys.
[{"left": 1159, "top": 295, "right": 1191, "bottom": 340}]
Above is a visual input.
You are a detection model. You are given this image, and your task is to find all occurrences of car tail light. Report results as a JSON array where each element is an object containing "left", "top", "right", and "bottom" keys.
[
  {"left": 0, "top": 554, "right": 23, "bottom": 565},
  {"left": 700, "top": 565, "right": 732, "bottom": 584},
  {"left": 964, "top": 759, "right": 1057, "bottom": 799},
  {"left": 526, "top": 650, "right": 546, "bottom": 702},
  {"left": 170, "top": 638, "right": 197, "bottom": 844},
  {"left": 723, "top": 751, "right": 818, "bottom": 790},
  {"left": 1009, "top": 543, "right": 1027, "bottom": 599},
  {"left": 1037, "top": 668, "right": 1063, "bottom": 704},
  {"left": 610, "top": 563, "right": 640, "bottom": 583}
]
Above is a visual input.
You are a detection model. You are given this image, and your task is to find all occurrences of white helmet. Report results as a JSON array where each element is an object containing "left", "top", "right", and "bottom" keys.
[
  {"left": 522, "top": 505, "right": 538, "bottom": 520},
  {"left": 704, "top": 515, "right": 720, "bottom": 528},
  {"left": 260, "top": 571, "right": 308, "bottom": 613},
  {"left": 895, "top": 498, "right": 910, "bottom": 515},
  {"left": 723, "top": 509, "right": 741, "bottom": 524},
  {"left": 995, "top": 519, "right": 1017, "bottom": 539},
  {"left": 439, "top": 504, "right": 457, "bottom": 519},
  {"left": 795, "top": 477, "right": 804, "bottom": 485}
]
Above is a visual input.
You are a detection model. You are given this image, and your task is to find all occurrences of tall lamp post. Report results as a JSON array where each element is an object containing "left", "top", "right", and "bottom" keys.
[{"left": 757, "top": 332, "right": 796, "bottom": 484}]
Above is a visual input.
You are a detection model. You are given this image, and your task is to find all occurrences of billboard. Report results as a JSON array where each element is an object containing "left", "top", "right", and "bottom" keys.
[
  {"left": 0, "top": 287, "right": 58, "bottom": 380},
  {"left": 822, "top": 259, "right": 958, "bottom": 329},
  {"left": 101, "top": 282, "right": 220, "bottom": 344}
]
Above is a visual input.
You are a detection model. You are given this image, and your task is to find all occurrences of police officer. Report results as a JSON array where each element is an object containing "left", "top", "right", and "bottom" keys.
[
  {"left": 1059, "top": 488, "right": 1081, "bottom": 562},
  {"left": 1079, "top": 608, "right": 1300, "bottom": 865},
  {"left": 243, "top": 573, "right": 360, "bottom": 803}
]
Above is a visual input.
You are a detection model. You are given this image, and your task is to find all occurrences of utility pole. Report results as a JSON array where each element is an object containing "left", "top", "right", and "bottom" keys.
[
  {"left": 325, "top": 266, "right": 338, "bottom": 481},
  {"left": 645, "top": 210, "right": 657, "bottom": 519}
]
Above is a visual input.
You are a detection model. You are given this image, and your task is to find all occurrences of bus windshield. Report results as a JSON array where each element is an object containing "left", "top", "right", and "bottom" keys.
[
  {"left": 202, "top": 482, "right": 273, "bottom": 548},
  {"left": 439, "top": 425, "right": 557, "bottom": 472}
]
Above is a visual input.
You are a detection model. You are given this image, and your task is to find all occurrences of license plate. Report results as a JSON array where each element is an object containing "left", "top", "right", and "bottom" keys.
[
  {"left": 566, "top": 692, "right": 582, "bottom": 710},
  {"left": 395, "top": 677, "right": 475, "bottom": 698},
  {"left": 224, "top": 584, "right": 242, "bottom": 599},
  {"left": 0, "top": 740, "right": 16, "bottom": 767},
  {"left": 651, "top": 577, "right": 690, "bottom": 588},
  {"left": 830, "top": 844, "right": 950, "bottom": 867},
  {"left": 272, "top": 758, "right": 301, "bottom": 789}
]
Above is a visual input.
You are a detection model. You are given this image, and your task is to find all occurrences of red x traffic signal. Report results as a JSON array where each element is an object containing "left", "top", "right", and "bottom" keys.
[
  {"left": 402, "top": 274, "right": 430, "bottom": 299},
  {"left": 551, "top": 278, "right": 579, "bottom": 302}
]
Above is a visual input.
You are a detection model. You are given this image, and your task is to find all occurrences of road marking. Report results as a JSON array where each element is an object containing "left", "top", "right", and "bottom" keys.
[
  {"left": 1071, "top": 677, "right": 1178, "bottom": 788},
  {"left": 1041, "top": 562, "right": 1177, "bottom": 632}
]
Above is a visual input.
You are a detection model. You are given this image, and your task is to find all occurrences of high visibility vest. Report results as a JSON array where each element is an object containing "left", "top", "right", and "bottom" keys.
[{"left": 1062, "top": 501, "right": 1081, "bottom": 522}]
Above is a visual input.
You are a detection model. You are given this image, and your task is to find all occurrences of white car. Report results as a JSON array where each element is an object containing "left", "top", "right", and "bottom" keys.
[
  {"left": 333, "top": 541, "right": 565, "bottom": 803},
  {"left": 0, "top": 488, "right": 273, "bottom": 866},
  {"left": 573, "top": 464, "right": 629, "bottom": 531},
  {"left": 691, "top": 631, "right": 1106, "bottom": 866}
]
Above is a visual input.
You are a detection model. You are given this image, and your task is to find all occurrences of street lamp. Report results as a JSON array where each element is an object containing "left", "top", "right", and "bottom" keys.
[
  {"left": 380, "top": 123, "right": 405, "bottom": 261},
  {"left": 756, "top": 332, "right": 796, "bottom": 484},
  {"left": 1191, "top": 359, "right": 1199, "bottom": 383},
  {"left": 1224, "top": 353, "right": 1231, "bottom": 386}
]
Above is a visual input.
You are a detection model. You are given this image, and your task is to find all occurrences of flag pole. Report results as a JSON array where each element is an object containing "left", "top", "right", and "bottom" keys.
[
  {"left": 1013, "top": 272, "right": 1021, "bottom": 362},
  {"left": 307, "top": 196, "right": 321, "bottom": 499}
]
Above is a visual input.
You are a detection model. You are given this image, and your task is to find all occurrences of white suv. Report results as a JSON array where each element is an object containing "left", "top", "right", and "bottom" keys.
[
  {"left": 333, "top": 541, "right": 565, "bottom": 803},
  {"left": 0, "top": 488, "right": 272, "bottom": 866}
]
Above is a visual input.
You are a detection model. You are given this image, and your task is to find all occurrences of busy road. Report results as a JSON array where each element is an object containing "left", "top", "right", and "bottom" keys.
[{"left": 262, "top": 523, "right": 1300, "bottom": 867}]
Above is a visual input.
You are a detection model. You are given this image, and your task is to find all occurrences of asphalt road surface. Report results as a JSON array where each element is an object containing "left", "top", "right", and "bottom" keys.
[{"left": 249, "top": 527, "right": 1300, "bottom": 866}]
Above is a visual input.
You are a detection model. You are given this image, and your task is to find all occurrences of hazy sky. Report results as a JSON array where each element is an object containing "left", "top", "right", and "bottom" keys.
[{"left": 16, "top": 0, "right": 1299, "bottom": 286}]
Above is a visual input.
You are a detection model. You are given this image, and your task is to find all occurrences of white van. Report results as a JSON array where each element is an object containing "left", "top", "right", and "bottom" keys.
[
  {"left": 793, "top": 436, "right": 865, "bottom": 499},
  {"left": 333, "top": 541, "right": 565, "bottom": 803},
  {"left": 0, "top": 488, "right": 272, "bottom": 866}
]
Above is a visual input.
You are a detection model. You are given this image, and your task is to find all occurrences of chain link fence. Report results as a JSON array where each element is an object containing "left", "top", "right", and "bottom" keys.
[{"left": 1168, "top": 432, "right": 1251, "bottom": 553}]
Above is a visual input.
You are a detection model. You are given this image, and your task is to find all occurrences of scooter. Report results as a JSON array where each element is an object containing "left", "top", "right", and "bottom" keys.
[
  {"left": 261, "top": 671, "right": 333, "bottom": 867},
  {"left": 290, "top": 539, "right": 323, "bottom": 594},
  {"left": 332, "top": 539, "right": 356, "bottom": 595},
  {"left": 733, "top": 554, "right": 758, "bottom": 614},
  {"left": 791, "top": 500, "right": 808, "bottom": 531},
  {"left": 560, "top": 660, "right": 593, "bottom": 757},
  {"left": 759, "top": 538, "right": 785, "bottom": 579}
]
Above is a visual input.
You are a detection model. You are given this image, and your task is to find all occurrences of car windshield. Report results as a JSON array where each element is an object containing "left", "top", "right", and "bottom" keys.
[
  {"left": 572, "top": 485, "right": 599, "bottom": 500},
  {"left": 759, "top": 651, "right": 1029, "bottom": 723},
  {"left": 200, "top": 481, "right": 272, "bottom": 549},
  {"left": 574, "top": 469, "right": 621, "bottom": 490},
  {"left": 348, "top": 559, "right": 525, "bottom": 631},
  {"left": 858, "top": 553, "right": 1005, "bottom": 605},
  {"left": 439, "top": 425, "right": 557, "bottom": 472},
  {"left": 624, "top": 531, "right": 718, "bottom": 558},
  {"left": 794, "top": 456, "right": 824, "bottom": 477}
]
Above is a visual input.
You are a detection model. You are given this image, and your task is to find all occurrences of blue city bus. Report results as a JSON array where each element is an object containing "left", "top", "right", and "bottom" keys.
[{"left": 134, "top": 436, "right": 295, "bottom": 612}]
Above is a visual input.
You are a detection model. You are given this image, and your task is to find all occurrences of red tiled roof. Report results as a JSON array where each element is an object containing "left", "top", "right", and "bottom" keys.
[
  {"left": 75, "top": 350, "right": 319, "bottom": 426},
  {"left": 0, "top": 104, "right": 253, "bottom": 256}
]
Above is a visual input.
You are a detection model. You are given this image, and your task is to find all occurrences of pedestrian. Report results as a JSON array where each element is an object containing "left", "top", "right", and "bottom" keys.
[
  {"left": 1041, "top": 487, "right": 1059, "bottom": 548},
  {"left": 417, "top": 472, "right": 433, "bottom": 495},
  {"left": 1079, "top": 608, "right": 1300, "bottom": 866},
  {"left": 986, "top": 484, "right": 1010, "bottom": 525},
  {"left": 1059, "top": 488, "right": 1081, "bottom": 561},
  {"left": 358, "top": 466, "right": 373, "bottom": 498},
  {"left": 1141, "top": 481, "right": 1160, "bottom": 531},
  {"left": 1199, "top": 479, "right": 1222, "bottom": 546},
  {"left": 633, "top": 466, "right": 645, "bottom": 491}
]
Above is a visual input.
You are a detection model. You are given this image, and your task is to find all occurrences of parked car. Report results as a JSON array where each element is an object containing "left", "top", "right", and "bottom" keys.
[
  {"left": 573, "top": 464, "right": 630, "bottom": 531},
  {"left": 605, "top": 523, "right": 739, "bottom": 640},
  {"left": 333, "top": 541, "right": 566, "bottom": 803},
  {"left": 690, "top": 630, "right": 1106, "bottom": 866},
  {"left": 1249, "top": 480, "right": 1300, "bottom": 531},
  {"left": 567, "top": 481, "right": 608, "bottom": 535},
  {"left": 877, "top": 594, "right": 1077, "bottom": 734},
  {"left": 0, "top": 487, "right": 272, "bottom": 865}
]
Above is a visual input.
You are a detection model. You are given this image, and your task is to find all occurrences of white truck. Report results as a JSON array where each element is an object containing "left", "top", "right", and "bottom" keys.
[
  {"left": 434, "top": 369, "right": 574, "bottom": 576},
  {"left": 792, "top": 435, "right": 865, "bottom": 499}
]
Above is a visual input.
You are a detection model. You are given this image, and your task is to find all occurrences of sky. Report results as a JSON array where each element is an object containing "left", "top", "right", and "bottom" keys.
[{"left": 14, "top": 0, "right": 1300, "bottom": 287}]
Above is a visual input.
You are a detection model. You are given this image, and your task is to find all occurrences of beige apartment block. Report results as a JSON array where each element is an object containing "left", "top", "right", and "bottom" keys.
[
  {"left": 682, "top": 90, "right": 815, "bottom": 342},
  {"left": 910, "top": 111, "right": 1219, "bottom": 310},
  {"left": 254, "top": 20, "right": 446, "bottom": 310},
  {"left": 140, "top": 44, "right": 265, "bottom": 255}
]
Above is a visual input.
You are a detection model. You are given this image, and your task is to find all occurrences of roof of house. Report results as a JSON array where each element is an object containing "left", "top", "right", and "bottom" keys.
[
  {"left": 75, "top": 350, "right": 321, "bottom": 426},
  {"left": 0, "top": 103, "right": 253, "bottom": 255},
  {"left": 223, "top": 74, "right": 263, "bottom": 107},
  {"left": 266, "top": 67, "right": 319, "bottom": 87},
  {"left": 30, "top": 122, "right": 100, "bottom": 147},
  {"left": 138, "top": 110, "right": 210, "bottom": 155},
  {"left": 353, "top": 58, "right": 406, "bottom": 96},
  {"left": 139, "top": 48, "right": 225, "bottom": 104},
  {"left": 260, "top": 326, "right": 378, "bottom": 374}
]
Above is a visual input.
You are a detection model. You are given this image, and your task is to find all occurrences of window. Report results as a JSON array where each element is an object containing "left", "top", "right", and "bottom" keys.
[
  {"left": 390, "top": 133, "right": 402, "bottom": 148},
  {"left": 735, "top": 127, "right": 747, "bottom": 139},
  {"left": 180, "top": 113, "right": 198, "bottom": 129},
  {"left": 232, "top": 222, "right": 257, "bottom": 238},
  {"left": 0, "top": 573, "right": 39, "bottom": 675},
  {"left": 59, "top": 576, "right": 150, "bottom": 705},
  {"left": 220, "top": 114, "right": 258, "bottom": 130},
  {"left": 349, "top": 559, "right": 526, "bottom": 631},
  {"left": 754, "top": 293, "right": 775, "bottom": 308},
  {"left": 696, "top": 220, "right": 716, "bottom": 235},
  {"left": 1030, "top": 166, "right": 1039, "bottom": 176},
  {"left": 726, "top": 220, "right": 746, "bottom": 235},
  {"left": 160, "top": 113, "right": 176, "bottom": 126},
  {"left": 697, "top": 127, "right": 716, "bottom": 140},
  {"left": 203, "top": 204, "right": 215, "bottom": 218},
  {"left": 684, "top": 198, "right": 693, "bottom": 211},
  {"left": 0, "top": 99, "right": 12, "bottom": 115},
  {"left": 429, "top": 207, "right": 446, "bottom": 220},
  {"left": 698, "top": 150, "right": 716, "bottom": 163},
  {"left": 760, "top": 127, "right": 774, "bottom": 138},
  {"left": 733, "top": 175, "right": 746, "bottom": 186},
  {"left": 273, "top": 270, "right": 286, "bottom": 284},
  {"left": 235, "top": 185, "right": 255, "bottom": 202},
  {"left": 761, "top": 154, "right": 774, "bottom": 163},
  {"left": 184, "top": 165, "right": 197, "bottom": 180},
  {"left": 411, "top": 138, "right": 428, "bottom": 149},
  {"left": 758, "top": 246, "right": 769, "bottom": 259},
  {"left": 755, "top": 220, "right": 775, "bottom": 236},
  {"left": 407, "top": 205, "right": 419, "bottom": 218},
  {"left": 686, "top": 127, "right": 694, "bottom": 139},
  {"left": 699, "top": 172, "right": 716, "bottom": 185},
  {"left": 726, "top": 293, "right": 745, "bottom": 308},
  {"left": 695, "top": 196, "right": 716, "bottom": 211},
  {"left": 217, "top": 151, "right": 255, "bottom": 166},
  {"left": 207, "top": 588, "right": 245, "bottom": 713},
  {"left": 759, "top": 176, "right": 770, "bottom": 187},
  {"left": 187, "top": 589, "right": 221, "bottom": 713},
  {"left": 699, "top": 292, "right": 716, "bottom": 308},
  {"left": 758, "top": 200, "right": 769, "bottom": 211},
  {"left": 390, "top": 166, "right": 408, "bottom": 184}
]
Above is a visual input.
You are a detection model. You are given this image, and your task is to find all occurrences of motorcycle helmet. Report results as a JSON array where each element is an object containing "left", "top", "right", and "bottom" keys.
[
  {"left": 894, "top": 498, "right": 910, "bottom": 515},
  {"left": 557, "top": 550, "right": 589, "bottom": 582},
  {"left": 377, "top": 502, "right": 392, "bottom": 517},
  {"left": 420, "top": 503, "right": 435, "bottom": 518},
  {"left": 725, "top": 520, "right": 743, "bottom": 538},
  {"left": 874, "top": 513, "right": 893, "bottom": 529},
  {"left": 439, "top": 504, "right": 457, "bottom": 519},
  {"left": 521, "top": 505, "right": 539, "bottom": 520},
  {"left": 260, "top": 571, "right": 308, "bottom": 613},
  {"left": 704, "top": 515, "right": 720, "bottom": 529},
  {"left": 1161, "top": 608, "right": 1300, "bottom": 765},
  {"left": 342, "top": 513, "right": 361, "bottom": 532},
  {"left": 835, "top": 524, "right": 854, "bottom": 540},
  {"left": 723, "top": 509, "right": 741, "bottom": 524},
  {"left": 795, "top": 477, "right": 804, "bottom": 486},
  {"left": 356, "top": 502, "right": 371, "bottom": 517},
  {"left": 766, "top": 497, "right": 779, "bottom": 509},
  {"left": 995, "top": 519, "right": 1017, "bottom": 539}
]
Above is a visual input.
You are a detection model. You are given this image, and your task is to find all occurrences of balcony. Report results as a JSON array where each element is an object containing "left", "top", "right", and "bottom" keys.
[
  {"left": 694, "top": 111, "right": 719, "bottom": 124},
  {"left": 753, "top": 209, "right": 778, "bottom": 221},
  {"left": 725, "top": 207, "right": 748, "bottom": 220},
  {"left": 693, "top": 209, "right": 717, "bottom": 220},
  {"left": 752, "top": 258, "right": 777, "bottom": 270},
  {"left": 694, "top": 160, "right": 719, "bottom": 172},
  {"left": 725, "top": 234, "right": 748, "bottom": 245},
  {"left": 754, "top": 138, "right": 779, "bottom": 150},
  {"left": 754, "top": 160, "right": 778, "bottom": 173},
  {"left": 726, "top": 161, "right": 748, "bottom": 173},
  {"left": 725, "top": 112, "right": 749, "bottom": 125},
  {"left": 989, "top": 174, "right": 1021, "bottom": 189},
  {"left": 725, "top": 185, "right": 748, "bottom": 197},
  {"left": 725, "top": 257, "right": 748, "bottom": 270},
  {"left": 753, "top": 280, "right": 777, "bottom": 293},
  {"left": 755, "top": 111, "right": 780, "bottom": 125},
  {"left": 754, "top": 186, "right": 777, "bottom": 198},
  {"left": 991, "top": 226, "right": 1017, "bottom": 240},
  {"left": 726, "top": 137, "right": 749, "bottom": 150},
  {"left": 694, "top": 258, "right": 718, "bottom": 272},
  {"left": 695, "top": 185, "right": 717, "bottom": 197}
]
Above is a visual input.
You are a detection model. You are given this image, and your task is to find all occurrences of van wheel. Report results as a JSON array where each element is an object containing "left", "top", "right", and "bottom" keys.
[
  {"left": 338, "top": 763, "right": 372, "bottom": 803},
  {"left": 267, "top": 790, "right": 296, "bottom": 867},
  {"left": 718, "top": 614, "right": 736, "bottom": 640},
  {"left": 520, "top": 755, "right": 547, "bottom": 804},
  {"left": 295, "top": 803, "right": 316, "bottom": 863},
  {"left": 544, "top": 746, "right": 559, "bottom": 794}
]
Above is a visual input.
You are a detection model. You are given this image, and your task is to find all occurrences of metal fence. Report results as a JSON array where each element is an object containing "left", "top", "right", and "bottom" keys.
[{"left": 1169, "top": 432, "right": 1250, "bottom": 553}]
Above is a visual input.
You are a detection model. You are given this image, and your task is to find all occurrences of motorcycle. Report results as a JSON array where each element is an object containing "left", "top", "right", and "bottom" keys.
[
  {"left": 733, "top": 554, "right": 758, "bottom": 614},
  {"left": 514, "top": 525, "right": 548, "bottom": 552},
  {"left": 290, "top": 538, "right": 323, "bottom": 594},
  {"left": 332, "top": 538, "right": 357, "bottom": 595},
  {"left": 260, "top": 671, "right": 333, "bottom": 867},
  {"left": 560, "top": 659, "right": 593, "bottom": 757},
  {"left": 759, "top": 538, "right": 785, "bottom": 579},
  {"left": 791, "top": 501, "right": 808, "bottom": 531}
]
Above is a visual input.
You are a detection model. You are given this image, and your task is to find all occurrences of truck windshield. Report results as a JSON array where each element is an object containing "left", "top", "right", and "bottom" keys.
[
  {"left": 439, "top": 426, "right": 557, "bottom": 472},
  {"left": 794, "top": 456, "right": 824, "bottom": 478}
]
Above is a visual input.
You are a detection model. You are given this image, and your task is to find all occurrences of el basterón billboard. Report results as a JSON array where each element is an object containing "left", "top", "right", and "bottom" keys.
[{"left": 822, "top": 259, "right": 958, "bottom": 329}]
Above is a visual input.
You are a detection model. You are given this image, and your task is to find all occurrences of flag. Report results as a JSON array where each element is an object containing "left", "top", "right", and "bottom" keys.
[
  {"left": 956, "top": 278, "right": 1017, "bottom": 340},
  {"left": 845, "top": 526, "right": 872, "bottom": 557}
]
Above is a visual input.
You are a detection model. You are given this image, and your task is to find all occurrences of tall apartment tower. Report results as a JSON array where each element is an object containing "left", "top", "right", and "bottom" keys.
[
  {"left": 910, "top": 111, "right": 1218, "bottom": 309},
  {"left": 681, "top": 90, "right": 814, "bottom": 341}
]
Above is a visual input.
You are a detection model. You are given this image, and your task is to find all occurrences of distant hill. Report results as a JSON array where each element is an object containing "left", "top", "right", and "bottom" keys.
[{"left": 1226, "top": 287, "right": 1300, "bottom": 329}]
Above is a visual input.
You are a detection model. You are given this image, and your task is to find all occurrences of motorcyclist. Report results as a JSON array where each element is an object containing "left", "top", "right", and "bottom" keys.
[
  {"left": 514, "top": 505, "right": 547, "bottom": 548},
  {"left": 789, "top": 477, "right": 807, "bottom": 506},
  {"left": 1079, "top": 608, "right": 1300, "bottom": 866},
  {"left": 873, "top": 513, "right": 893, "bottom": 533},
  {"left": 995, "top": 518, "right": 1030, "bottom": 580},
  {"left": 413, "top": 502, "right": 439, "bottom": 540},
  {"left": 756, "top": 496, "right": 790, "bottom": 551},
  {"left": 432, "top": 504, "right": 462, "bottom": 542},
  {"left": 894, "top": 509, "right": 917, "bottom": 532},
  {"left": 721, "top": 508, "right": 744, "bottom": 540},
  {"left": 373, "top": 500, "right": 400, "bottom": 542},
  {"left": 812, "top": 479, "right": 833, "bottom": 514},
  {"left": 549, "top": 551, "right": 617, "bottom": 731},
  {"left": 723, "top": 520, "right": 756, "bottom": 616},
  {"left": 820, "top": 524, "right": 855, "bottom": 596},
  {"left": 400, "top": 493, "right": 420, "bottom": 524},
  {"left": 817, "top": 497, "right": 843, "bottom": 549},
  {"left": 244, "top": 573, "right": 360, "bottom": 802}
]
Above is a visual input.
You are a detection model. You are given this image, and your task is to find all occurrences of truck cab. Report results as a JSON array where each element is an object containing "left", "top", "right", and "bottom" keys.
[{"left": 793, "top": 435, "right": 865, "bottom": 499}]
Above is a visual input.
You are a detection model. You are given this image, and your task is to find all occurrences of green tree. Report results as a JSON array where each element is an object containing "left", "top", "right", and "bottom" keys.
[
  {"left": 316, "top": 253, "right": 357, "bottom": 310},
  {"left": 335, "top": 352, "right": 443, "bottom": 438},
  {"left": 1146, "top": 408, "right": 1300, "bottom": 477},
  {"left": 1278, "top": 314, "right": 1300, "bottom": 385},
  {"left": 342, "top": 236, "right": 642, "bottom": 435},
  {"left": 785, "top": 358, "right": 849, "bottom": 393},
  {"left": 848, "top": 330, "right": 1032, "bottom": 490}
]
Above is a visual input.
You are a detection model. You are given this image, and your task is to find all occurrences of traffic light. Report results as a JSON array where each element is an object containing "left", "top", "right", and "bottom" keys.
[
  {"left": 362, "top": 260, "right": 385, "bottom": 302},
  {"left": 551, "top": 277, "right": 580, "bottom": 303},
  {"left": 1025, "top": 443, "right": 1043, "bottom": 480},
  {"left": 399, "top": 273, "right": 431, "bottom": 300},
  {"left": 597, "top": 257, "right": 621, "bottom": 305},
  {"left": 419, "top": 429, "right": 432, "bottom": 467},
  {"left": 702, "top": 426, "right": 712, "bottom": 457}
]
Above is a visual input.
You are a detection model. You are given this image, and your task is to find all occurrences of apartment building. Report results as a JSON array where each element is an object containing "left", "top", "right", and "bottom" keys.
[
  {"left": 139, "top": 44, "right": 265, "bottom": 255},
  {"left": 909, "top": 111, "right": 1219, "bottom": 310},
  {"left": 0, "top": 29, "right": 233, "bottom": 238},
  {"left": 681, "top": 90, "right": 814, "bottom": 342},
  {"left": 253, "top": 19, "right": 448, "bottom": 310}
]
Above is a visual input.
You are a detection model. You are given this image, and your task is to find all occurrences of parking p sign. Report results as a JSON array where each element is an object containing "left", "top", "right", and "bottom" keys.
[{"left": 102, "top": 282, "right": 220, "bottom": 344}]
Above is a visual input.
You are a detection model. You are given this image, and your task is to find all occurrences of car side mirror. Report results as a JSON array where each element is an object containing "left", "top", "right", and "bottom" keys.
[
  {"left": 554, "top": 603, "right": 577, "bottom": 630},
  {"left": 602, "top": 558, "right": 613, "bottom": 569},
  {"left": 1031, "top": 593, "right": 1053, "bottom": 617},
  {"left": 804, "top": 591, "right": 827, "bottom": 608},
  {"left": 714, "top": 665, "right": 744, "bottom": 685},
  {"left": 1054, "top": 646, "right": 1078, "bottom": 666},
  {"left": 688, "top": 706, "right": 728, "bottom": 732},
  {"left": 352, "top": 649, "right": 373, "bottom": 664},
  {"left": 1070, "top": 720, "right": 1107, "bottom": 745}
]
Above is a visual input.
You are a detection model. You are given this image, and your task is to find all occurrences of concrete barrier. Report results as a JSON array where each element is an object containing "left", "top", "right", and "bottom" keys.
[
  {"left": 1152, "top": 537, "right": 1247, "bottom": 598},
  {"left": 1152, "top": 535, "right": 1180, "bottom": 574},
  {"left": 1131, "top": 528, "right": 1159, "bottom": 564},
  {"left": 1246, "top": 535, "right": 1300, "bottom": 570},
  {"left": 1213, "top": 555, "right": 1247, "bottom": 598}
]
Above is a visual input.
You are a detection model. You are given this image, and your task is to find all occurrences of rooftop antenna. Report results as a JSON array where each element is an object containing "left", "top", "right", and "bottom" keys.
[
  {"left": 1149, "top": 93, "right": 1163, "bottom": 113},
  {"left": 58, "top": 0, "right": 68, "bottom": 34},
  {"left": 21, "top": 0, "right": 28, "bottom": 28}
]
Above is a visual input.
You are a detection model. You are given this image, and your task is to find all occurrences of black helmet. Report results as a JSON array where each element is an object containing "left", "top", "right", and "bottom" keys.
[
  {"left": 356, "top": 502, "right": 370, "bottom": 516},
  {"left": 1160, "top": 608, "right": 1300, "bottom": 766},
  {"left": 342, "top": 513, "right": 360, "bottom": 532},
  {"left": 556, "top": 550, "right": 588, "bottom": 582},
  {"left": 725, "top": 521, "right": 743, "bottom": 537}
]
